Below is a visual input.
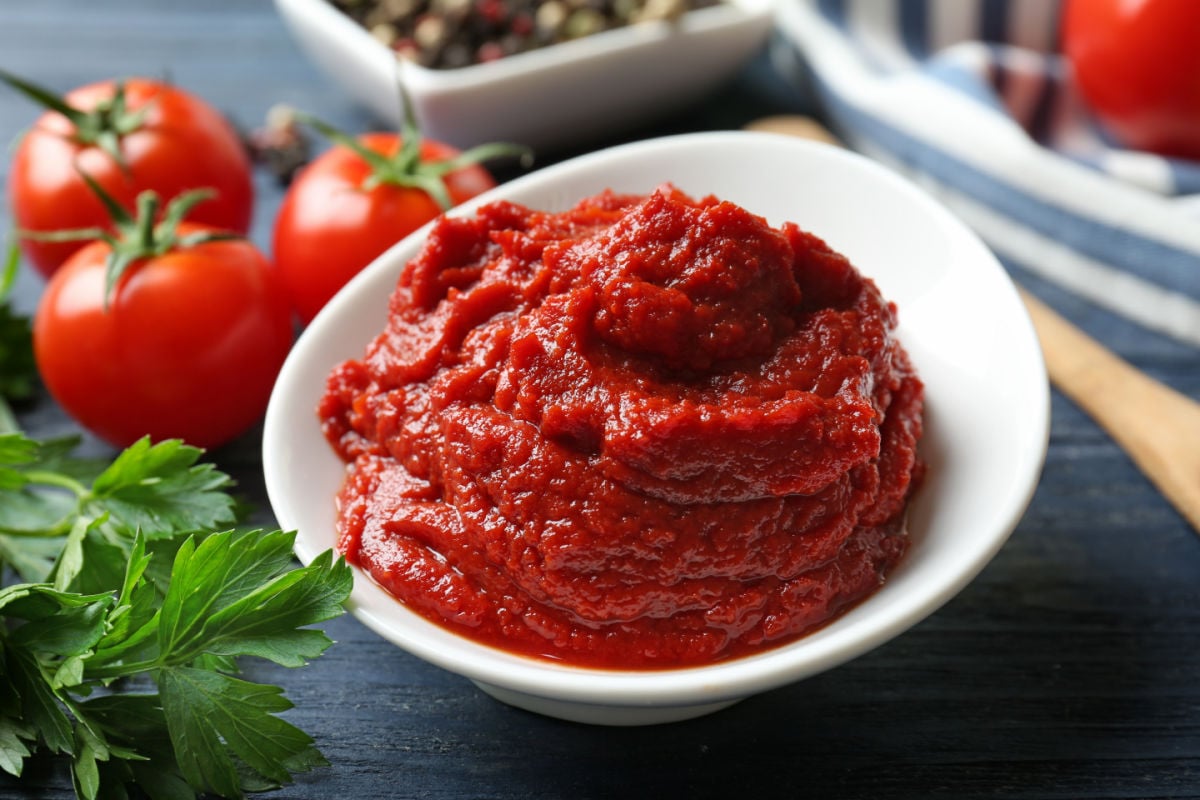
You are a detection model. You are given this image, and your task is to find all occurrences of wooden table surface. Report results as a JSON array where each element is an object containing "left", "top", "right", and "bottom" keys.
[{"left": 2, "top": 2, "right": 1199, "bottom": 798}]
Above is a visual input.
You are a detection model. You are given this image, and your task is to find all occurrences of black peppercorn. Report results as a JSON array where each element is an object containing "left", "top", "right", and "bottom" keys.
[{"left": 329, "top": 0, "right": 722, "bottom": 69}]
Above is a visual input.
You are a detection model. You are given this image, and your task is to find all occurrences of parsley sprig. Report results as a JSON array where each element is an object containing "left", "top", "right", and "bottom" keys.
[
  {"left": 0, "top": 433, "right": 353, "bottom": 798},
  {"left": 0, "top": 279, "right": 352, "bottom": 798},
  {"left": 0, "top": 244, "right": 35, "bottom": 433}
]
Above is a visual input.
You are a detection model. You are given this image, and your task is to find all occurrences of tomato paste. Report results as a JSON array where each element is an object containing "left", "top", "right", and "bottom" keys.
[{"left": 319, "top": 186, "right": 924, "bottom": 669}]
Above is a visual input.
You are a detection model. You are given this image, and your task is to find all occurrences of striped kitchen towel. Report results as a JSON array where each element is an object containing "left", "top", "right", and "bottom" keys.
[{"left": 771, "top": 0, "right": 1200, "bottom": 347}]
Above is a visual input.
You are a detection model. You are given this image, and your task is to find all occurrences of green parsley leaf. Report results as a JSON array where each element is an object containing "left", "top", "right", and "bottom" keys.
[
  {"left": 156, "top": 529, "right": 295, "bottom": 657},
  {"left": 159, "top": 667, "right": 326, "bottom": 798},
  {"left": 0, "top": 715, "right": 35, "bottom": 778},
  {"left": 0, "top": 244, "right": 35, "bottom": 416},
  {"left": 67, "top": 534, "right": 137, "bottom": 599},
  {"left": 0, "top": 432, "right": 38, "bottom": 475},
  {"left": 0, "top": 534, "right": 61, "bottom": 583},
  {"left": 7, "top": 590, "right": 110, "bottom": 658},
  {"left": 4, "top": 644, "right": 74, "bottom": 754},
  {"left": 0, "top": 582, "right": 113, "bottom": 619},
  {"left": 197, "top": 549, "right": 351, "bottom": 667},
  {"left": 88, "top": 438, "right": 236, "bottom": 538},
  {"left": 1, "top": 423, "right": 352, "bottom": 799},
  {"left": 71, "top": 722, "right": 109, "bottom": 800},
  {"left": 156, "top": 530, "right": 350, "bottom": 667},
  {"left": 0, "top": 434, "right": 93, "bottom": 541},
  {"left": 78, "top": 693, "right": 193, "bottom": 800},
  {"left": 50, "top": 515, "right": 103, "bottom": 592},
  {"left": 0, "top": 302, "right": 34, "bottom": 401}
]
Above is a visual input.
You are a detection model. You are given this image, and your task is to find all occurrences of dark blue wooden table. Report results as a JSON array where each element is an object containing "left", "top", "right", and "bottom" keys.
[{"left": 3, "top": 2, "right": 1199, "bottom": 798}]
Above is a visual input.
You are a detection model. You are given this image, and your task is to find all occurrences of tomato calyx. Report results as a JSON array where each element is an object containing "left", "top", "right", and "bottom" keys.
[
  {"left": 292, "top": 101, "right": 531, "bottom": 209},
  {"left": 19, "top": 173, "right": 235, "bottom": 309},
  {"left": 0, "top": 70, "right": 150, "bottom": 168}
]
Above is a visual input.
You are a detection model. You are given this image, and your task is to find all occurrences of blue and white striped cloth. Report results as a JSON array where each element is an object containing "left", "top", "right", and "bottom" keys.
[{"left": 772, "top": 0, "right": 1200, "bottom": 347}]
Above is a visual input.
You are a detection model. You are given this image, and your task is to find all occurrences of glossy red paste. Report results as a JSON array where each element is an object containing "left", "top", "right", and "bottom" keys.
[{"left": 319, "top": 186, "right": 924, "bottom": 669}]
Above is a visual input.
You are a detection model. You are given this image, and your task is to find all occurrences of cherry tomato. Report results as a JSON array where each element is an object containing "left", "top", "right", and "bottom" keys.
[
  {"left": 272, "top": 133, "right": 497, "bottom": 324},
  {"left": 1063, "top": 0, "right": 1200, "bottom": 160},
  {"left": 33, "top": 223, "right": 293, "bottom": 449},
  {"left": 9, "top": 78, "right": 254, "bottom": 278}
]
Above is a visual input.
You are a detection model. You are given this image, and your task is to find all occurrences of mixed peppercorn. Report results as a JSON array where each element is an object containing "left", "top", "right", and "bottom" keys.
[{"left": 331, "top": 0, "right": 723, "bottom": 69}]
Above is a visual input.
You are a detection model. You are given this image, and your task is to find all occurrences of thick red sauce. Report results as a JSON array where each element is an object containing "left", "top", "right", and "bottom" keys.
[{"left": 319, "top": 186, "right": 924, "bottom": 669}]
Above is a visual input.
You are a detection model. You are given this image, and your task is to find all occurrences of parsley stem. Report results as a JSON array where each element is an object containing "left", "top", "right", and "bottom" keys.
[
  {"left": 0, "top": 396, "right": 17, "bottom": 434},
  {"left": 0, "top": 520, "right": 74, "bottom": 537},
  {"left": 22, "top": 469, "right": 89, "bottom": 497},
  {"left": 84, "top": 658, "right": 160, "bottom": 681}
]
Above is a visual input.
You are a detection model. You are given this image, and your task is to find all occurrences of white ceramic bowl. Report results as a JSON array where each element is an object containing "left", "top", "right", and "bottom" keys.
[
  {"left": 263, "top": 131, "right": 1049, "bottom": 726},
  {"left": 274, "top": 0, "right": 775, "bottom": 151}
]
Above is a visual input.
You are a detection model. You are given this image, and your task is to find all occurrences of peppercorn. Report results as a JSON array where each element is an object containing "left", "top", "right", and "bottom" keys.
[
  {"left": 329, "top": 0, "right": 723, "bottom": 69},
  {"left": 244, "top": 104, "right": 312, "bottom": 185}
]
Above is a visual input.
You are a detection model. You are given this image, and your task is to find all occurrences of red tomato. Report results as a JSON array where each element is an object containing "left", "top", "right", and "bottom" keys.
[
  {"left": 33, "top": 223, "right": 293, "bottom": 449},
  {"left": 272, "top": 133, "right": 497, "bottom": 324},
  {"left": 1063, "top": 0, "right": 1200, "bottom": 160},
  {"left": 9, "top": 78, "right": 254, "bottom": 278}
]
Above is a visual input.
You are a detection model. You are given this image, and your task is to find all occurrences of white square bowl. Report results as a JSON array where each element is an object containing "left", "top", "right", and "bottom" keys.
[{"left": 274, "top": 0, "right": 776, "bottom": 151}]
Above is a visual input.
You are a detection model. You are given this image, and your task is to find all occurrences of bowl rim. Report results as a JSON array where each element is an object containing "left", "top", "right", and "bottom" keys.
[
  {"left": 264, "top": 130, "right": 1050, "bottom": 708},
  {"left": 276, "top": 0, "right": 776, "bottom": 91}
]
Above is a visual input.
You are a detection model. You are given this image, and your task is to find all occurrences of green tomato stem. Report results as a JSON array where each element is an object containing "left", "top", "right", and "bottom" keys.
[{"left": 291, "top": 103, "right": 531, "bottom": 212}]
